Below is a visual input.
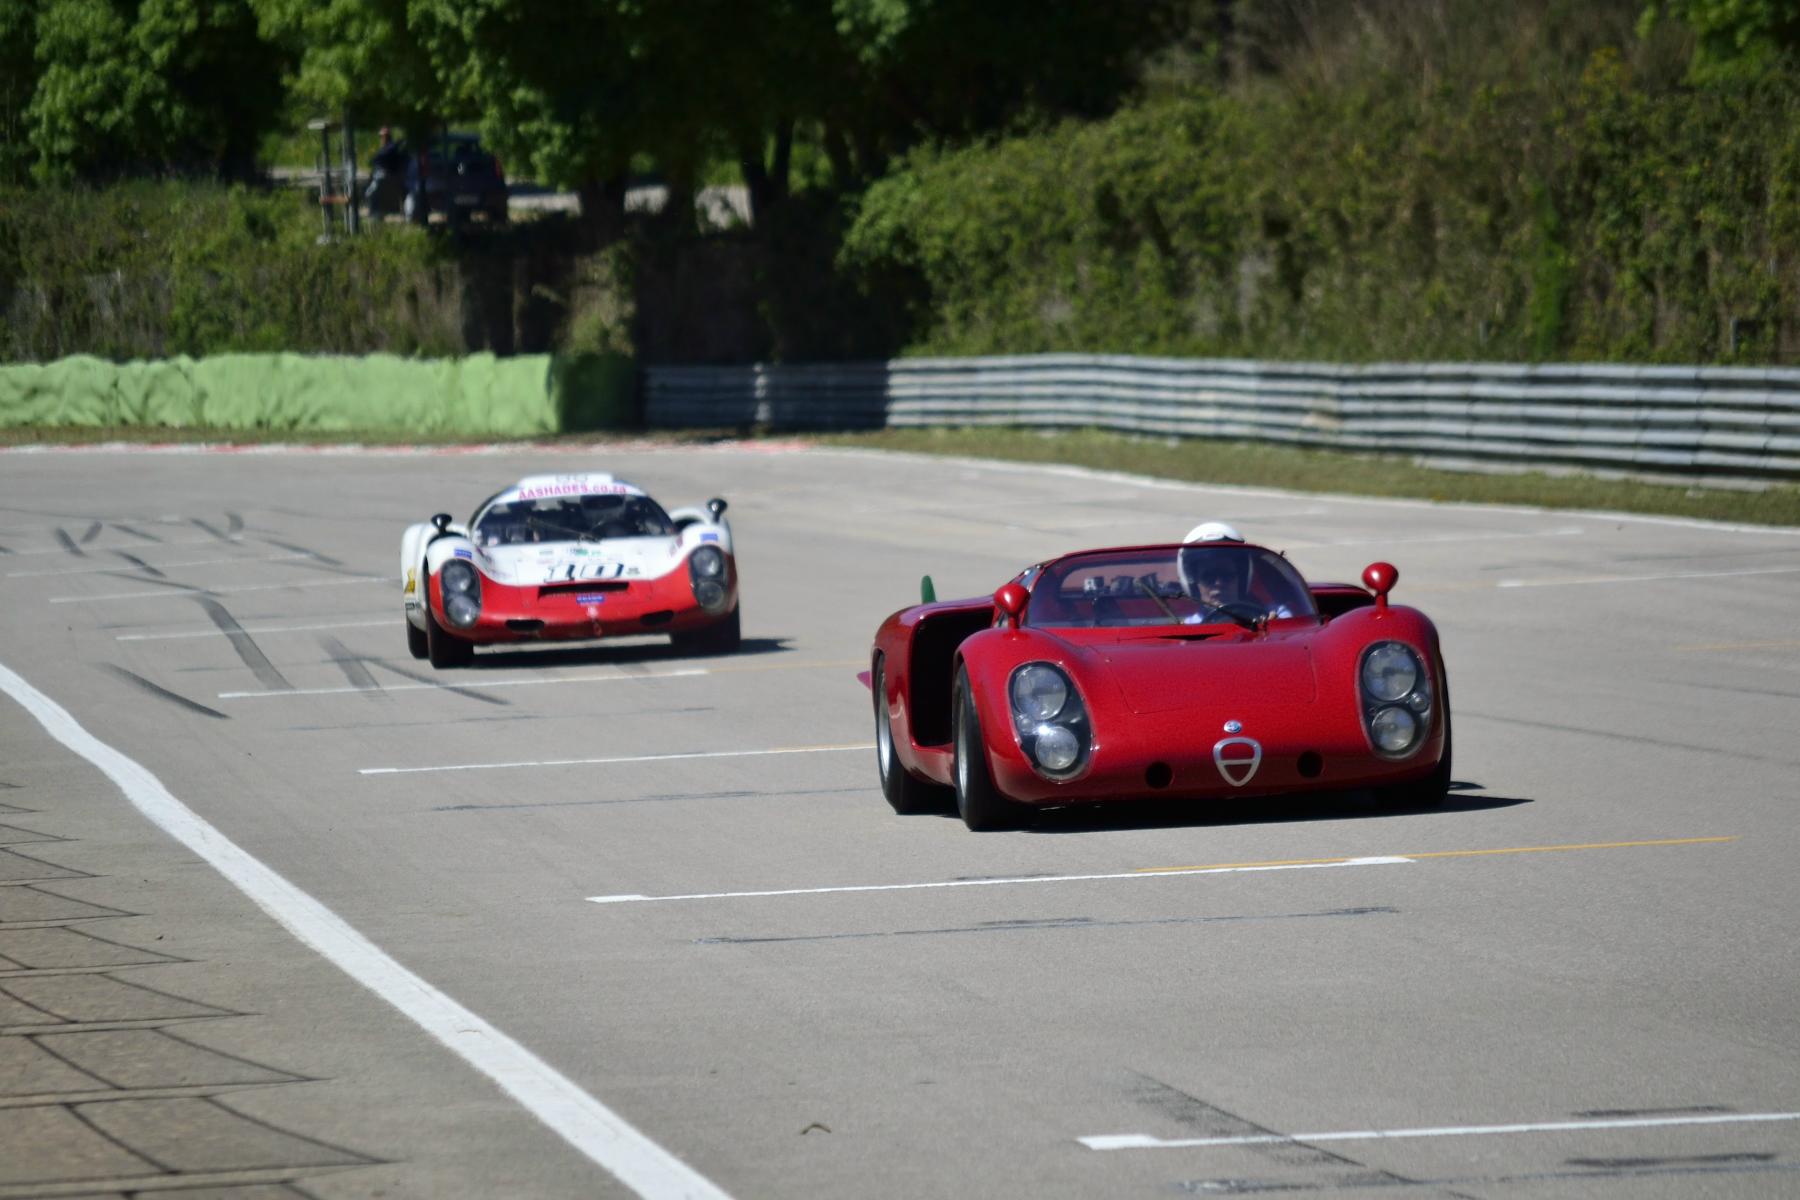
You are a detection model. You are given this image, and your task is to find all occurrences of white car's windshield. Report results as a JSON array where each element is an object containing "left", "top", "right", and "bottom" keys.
[
  {"left": 1025, "top": 545, "right": 1316, "bottom": 628},
  {"left": 472, "top": 494, "right": 674, "bottom": 547}
]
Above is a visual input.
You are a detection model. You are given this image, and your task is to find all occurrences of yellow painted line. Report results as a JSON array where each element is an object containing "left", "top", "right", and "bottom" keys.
[
  {"left": 1402, "top": 836, "right": 1736, "bottom": 859},
  {"left": 1136, "top": 836, "right": 1735, "bottom": 875},
  {"left": 1674, "top": 639, "right": 1800, "bottom": 653}
]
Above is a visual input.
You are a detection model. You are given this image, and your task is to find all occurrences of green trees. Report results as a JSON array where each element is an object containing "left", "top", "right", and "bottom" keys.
[
  {"left": 840, "top": 0, "right": 1800, "bottom": 364},
  {"left": 1644, "top": 0, "right": 1800, "bottom": 77},
  {"left": 24, "top": 0, "right": 287, "bottom": 180}
]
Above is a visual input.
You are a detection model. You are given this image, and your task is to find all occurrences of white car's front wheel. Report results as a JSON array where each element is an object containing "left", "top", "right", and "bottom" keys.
[{"left": 425, "top": 602, "right": 474, "bottom": 669}]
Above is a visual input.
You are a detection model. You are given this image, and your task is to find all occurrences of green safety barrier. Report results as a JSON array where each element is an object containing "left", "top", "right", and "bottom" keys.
[{"left": 0, "top": 352, "right": 636, "bottom": 436}]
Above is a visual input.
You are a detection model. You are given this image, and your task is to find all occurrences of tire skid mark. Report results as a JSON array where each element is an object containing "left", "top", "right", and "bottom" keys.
[
  {"left": 695, "top": 905, "right": 1398, "bottom": 945},
  {"left": 109, "top": 551, "right": 166, "bottom": 579},
  {"left": 318, "top": 636, "right": 383, "bottom": 698},
  {"left": 1578, "top": 1104, "right": 1735, "bottom": 1118},
  {"left": 78, "top": 522, "right": 103, "bottom": 544},
  {"left": 194, "top": 599, "right": 292, "bottom": 693},
  {"left": 1128, "top": 1076, "right": 1478, "bottom": 1200},
  {"left": 437, "top": 782, "right": 845, "bottom": 813},
  {"left": 225, "top": 512, "right": 244, "bottom": 536},
  {"left": 363, "top": 659, "right": 511, "bottom": 707},
  {"left": 188, "top": 517, "right": 236, "bottom": 544},
  {"left": 53, "top": 529, "right": 85, "bottom": 558},
  {"left": 275, "top": 554, "right": 378, "bottom": 580},
  {"left": 259, "top": 536, "right": 343, "bottom": 566},
  {"left": 102, "top": 666, "right": 229, "bottom": 721},
  {"left": 98, "top": 571, "right": 201, "bottom": 593},
  {"left": 1174, "top": 1160, "right": 1800, "bottom": 1194},
  {"left": 1466, "top": 709, "right": 1800, "bottom": 768},
  {"left": 109, "top": 523, "right": 162, "bottom": 543}
]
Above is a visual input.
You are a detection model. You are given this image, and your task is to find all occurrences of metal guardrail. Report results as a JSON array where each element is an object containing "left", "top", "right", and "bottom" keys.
[{"left": 644, "top": 355, "right": 1800, "bottom": 482}]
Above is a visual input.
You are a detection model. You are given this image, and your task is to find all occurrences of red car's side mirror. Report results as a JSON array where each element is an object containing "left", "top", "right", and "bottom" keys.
[
  {"left": 994, "top": 582, "right": 1028, "bottom": 629},
  {"left": 1362, "top": 562, "right": 1398, "bottom": 610}
]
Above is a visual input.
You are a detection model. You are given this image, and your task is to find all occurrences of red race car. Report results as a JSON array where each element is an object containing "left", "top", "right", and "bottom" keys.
[{"left": 867, "top": 526, "right": 1450, "bottom": 830}]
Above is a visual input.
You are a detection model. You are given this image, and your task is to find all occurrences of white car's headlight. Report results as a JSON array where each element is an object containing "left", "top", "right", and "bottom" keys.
[
  {"left": 690, "top": 546, "right": 725, "bottom": 579},
  {"left": 442, "top": 561, "right": 477, "bottom": 594},
  {"left": 687, "top": 546, "right": 729, "bottom": 612},
  {"left": 1361, "top": 642, "right": 1420, "bottom": 702},
  {"left": 439, "top": 560, "right": 481, "bottom": 628}
]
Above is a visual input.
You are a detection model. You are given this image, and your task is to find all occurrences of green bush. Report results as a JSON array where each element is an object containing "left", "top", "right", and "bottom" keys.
[
  {"left": 841, "top": 26, "right": 1800, "bottom": 365},
  {"left": 0, "top": 181, "right": 461, "bottom": 361}
]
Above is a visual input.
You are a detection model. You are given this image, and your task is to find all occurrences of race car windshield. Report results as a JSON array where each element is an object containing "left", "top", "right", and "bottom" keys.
[
  {"left": 472, "top": 494, "right": 674, "bottom": 547},
  {"left": 1024, "top": 545, "right": 1316, "bottom": 628}
]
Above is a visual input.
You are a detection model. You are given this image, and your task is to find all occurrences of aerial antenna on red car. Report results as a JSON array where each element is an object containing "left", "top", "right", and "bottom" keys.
[{"left": 920, "top": 575, "right": 936, "bottom": 603}]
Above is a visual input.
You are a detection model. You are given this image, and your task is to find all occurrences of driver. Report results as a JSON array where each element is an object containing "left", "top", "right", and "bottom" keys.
[{"left": 1178, "top": 522, "right": 1293, "bottom": 622}]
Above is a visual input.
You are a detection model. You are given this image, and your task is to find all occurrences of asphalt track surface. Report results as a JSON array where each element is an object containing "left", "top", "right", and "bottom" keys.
[{"left": 1, "top": 443, "right": 1797, "bottom": 1200}]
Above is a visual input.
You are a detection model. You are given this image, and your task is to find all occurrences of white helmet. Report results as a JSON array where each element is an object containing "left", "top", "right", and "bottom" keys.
[{"left": 1183, "top": 521, "right": 1244, "bottom": 544}]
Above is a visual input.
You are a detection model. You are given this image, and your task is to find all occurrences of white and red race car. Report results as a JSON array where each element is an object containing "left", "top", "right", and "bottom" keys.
[{"left": 399, "top": 473, "right": 740, "bottom": 667}]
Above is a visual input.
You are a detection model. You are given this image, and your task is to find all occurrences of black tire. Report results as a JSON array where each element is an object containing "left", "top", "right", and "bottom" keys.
[
  {"left": 425, "top": 602, "right": 474, "bottom": 669},
  {"left": 874, "top": 657, "right": 949, "bottom": 815},
  {"left": 406, "top": 617, "right": 428, "bottom": 660},
  {"left": 1377, "top": 672, "right": 1452, "bottom": 808},
  {"left": 672, "top": 605, "right": 741, "bottom": 655},
  {"left": 953, "top": 666, "right": 1024, "bottom": 831}
]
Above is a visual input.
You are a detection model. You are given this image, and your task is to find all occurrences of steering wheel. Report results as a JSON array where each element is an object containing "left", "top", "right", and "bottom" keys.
[{"left": 1194, "top": 599, "right": 1265, "bottom": 628}]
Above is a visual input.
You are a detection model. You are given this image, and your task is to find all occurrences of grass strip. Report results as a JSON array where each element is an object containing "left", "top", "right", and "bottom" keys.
[
  {"left": 0, "top": 426, "right": 714, "bottom": 449},
  {"left": 813, "top": 427, "right": 1800, "bottom": 528},
  {"left": 8, "top": 422, "right": 1797, "bottom": 527}
]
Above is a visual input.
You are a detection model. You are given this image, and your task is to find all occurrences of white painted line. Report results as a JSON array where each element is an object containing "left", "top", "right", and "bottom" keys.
[
  {"left": 587, "top": 855, "right": 1412, "bottom": 905},
  {"left": 365, "top": 742, "right": 872, "bottom": 777},
  {"left": 1078, "top": 1110, "right": 1800, "bottom": 1151},
  {"left": 1497, "top": 565, "right": 1800, "bottom": 589},
  {"left": 50, "top": 576, "right": 385, "bottom": 604},
  {"left": 1287, "top": 526, "right": 1587, "bottom": 550},
  {"left": 0, "top": 657, "right": 730, "bottom": 1200},
  {"left": 120, "top": 618, "right": 390, "bottom": 642},
  {"left": 820, "top": 447, "right": 1800, "bottom": 539},
  {"left": 9, "top": 552, "right": 309, "bottom": 579},
  {"left": 223, "top": 666, "right": 710, "bottom": 700}
]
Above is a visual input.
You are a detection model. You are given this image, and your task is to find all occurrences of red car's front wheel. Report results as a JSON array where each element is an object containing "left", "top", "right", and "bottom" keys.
[
  {"left": 953, "top": 666, "right": 1024, "bottom": 832},
  {"left": 874, "top": 657, "right": 948, "bottom": 816},
  {"left": 1376, "top": 673, "right": 1452, "bottom": 808}
]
